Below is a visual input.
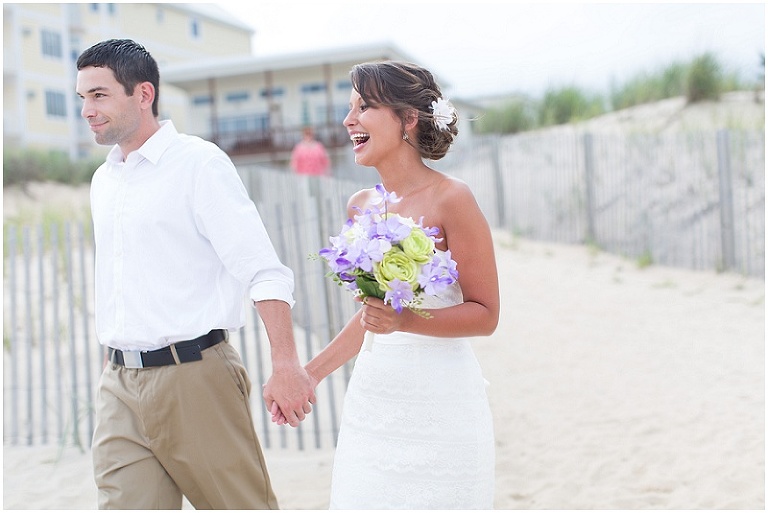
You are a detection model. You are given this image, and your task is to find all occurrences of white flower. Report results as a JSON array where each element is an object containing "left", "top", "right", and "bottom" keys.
[{"left": 430, "top": 97, "right": 455, "bottom": 131}]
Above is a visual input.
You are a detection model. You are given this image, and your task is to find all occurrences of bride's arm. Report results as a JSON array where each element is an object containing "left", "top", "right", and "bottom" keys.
[
  {"left": 305, "top": 309, "right": 366, "bottom": 387},
  {"left": 270, "top": 310, "right": 365, "bottom": 426},
  {"left": 299, "top": 190, "right": 374, "bottom": 389}
]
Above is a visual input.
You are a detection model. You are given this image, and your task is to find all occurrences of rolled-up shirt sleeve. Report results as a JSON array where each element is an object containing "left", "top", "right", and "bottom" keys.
[
  {"left": 194, "top": 153, "right": 295, "bottom": 308},
  {"left": 248, "top": 279, "right": 295, "bottom": 307}
]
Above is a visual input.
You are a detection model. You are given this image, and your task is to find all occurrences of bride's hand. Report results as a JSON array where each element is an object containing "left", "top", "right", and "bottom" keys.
[
  {"left": 359, "top": 297, "right": 406, "bottom": 334},
  {"left": 269, "top": 369, "right": 320, "bottom": 426}
]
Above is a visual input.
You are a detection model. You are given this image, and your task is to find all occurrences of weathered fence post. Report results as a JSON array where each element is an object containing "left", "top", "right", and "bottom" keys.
[
  {"left": 291, "top": 195, "right": 322, "bottom": 449},
  {"left": 23, "top": 226, "right": 34, "bottom": 445},
  {"left": 583, "top": 132, "right": 597, "bottom": 244},
  {"left": 716, "top": 129, "right": 736, "bottom": 272},
  {"left": 77, "top": 222, "right": 95, "bottom": 445},
  {"left": 9, "top": 227, "right": 19, "bottom": 445},
  {"left": 51, "top": 226, "right": 64, "bottom": 442},
  {"left": 490, "top": 135, "right": 506, "bottom": 229},
  {"left": 37, "top": 225, "right": 48, "bottom": 444},
  {"left": 64, "top": 223, "right": 82, "bottom": 449}
]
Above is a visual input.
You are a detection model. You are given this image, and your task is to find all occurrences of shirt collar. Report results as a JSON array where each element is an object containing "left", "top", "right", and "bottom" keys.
[{"left": 105, "top": 120, "right": 178, "bottom": 166}]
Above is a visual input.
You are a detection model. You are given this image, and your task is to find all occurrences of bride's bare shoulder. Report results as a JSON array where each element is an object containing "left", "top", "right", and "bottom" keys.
[
  {"left": 435, "top": 175, "right": 476, "bottom": 204},
  {"left": 346, "top": 187, "right": 378, "bottom": 218}
]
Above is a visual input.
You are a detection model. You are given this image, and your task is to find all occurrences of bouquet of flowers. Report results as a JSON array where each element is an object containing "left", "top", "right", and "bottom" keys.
[{"left": 318, "top": 184, "right": 458, "bottom": 315}]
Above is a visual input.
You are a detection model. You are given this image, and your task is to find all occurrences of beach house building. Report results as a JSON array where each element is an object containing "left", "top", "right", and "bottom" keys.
[
  {"left": 161, "top": 43, "right": 420, "bottom": 165},
  {"left": 3, "top": 3, "right": 252, "bottom": 160},
  {"left": 4, "top": 3, "right": 477, "bottom": 170}
]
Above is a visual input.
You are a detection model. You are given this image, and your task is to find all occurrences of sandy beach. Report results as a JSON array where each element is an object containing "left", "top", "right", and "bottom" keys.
[{"left": 3, "top": 231, "right": 764, "bottom": 509}]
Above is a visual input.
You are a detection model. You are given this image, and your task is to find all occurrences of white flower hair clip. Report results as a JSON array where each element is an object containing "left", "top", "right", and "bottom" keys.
[{"left": 430, "top": 97, "right": 456, "bottom": 131}]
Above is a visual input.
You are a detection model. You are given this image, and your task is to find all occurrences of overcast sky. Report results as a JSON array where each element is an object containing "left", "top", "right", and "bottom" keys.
[{"left": 216, "top": 1, "right": 765, "bottom": 100}]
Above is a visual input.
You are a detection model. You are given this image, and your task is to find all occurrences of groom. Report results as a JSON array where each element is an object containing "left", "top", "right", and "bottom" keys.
[{"left": 76, "top": 38, "right": 314, "bottom": 509}]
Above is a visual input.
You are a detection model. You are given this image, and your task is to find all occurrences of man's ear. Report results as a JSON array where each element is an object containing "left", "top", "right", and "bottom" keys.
[{"left": 137, "top": 82, "right": 155, "bottom": 111}]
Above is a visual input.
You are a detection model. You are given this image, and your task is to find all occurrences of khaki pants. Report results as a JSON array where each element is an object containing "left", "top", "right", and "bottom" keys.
[{"left": 92, "top": 340, "right": 279, "bottom": 510}]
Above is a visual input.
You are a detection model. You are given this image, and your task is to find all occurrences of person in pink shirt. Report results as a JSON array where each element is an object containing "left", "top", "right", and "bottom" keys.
[{"left": 290, "top": 126, "right": 331, "bottom": 176}]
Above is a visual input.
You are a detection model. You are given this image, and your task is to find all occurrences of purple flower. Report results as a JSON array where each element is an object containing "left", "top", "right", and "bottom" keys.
[
  {"left": 363, "top": 238, "right": 392, "bottom": 264},
  {"left": 438, "top": 249, "right": 459, "bottom": 281},
  {"left": 346, "top": 237, "right": 391, "bottom": 273},
  {"left": 319, "top": 246, "right": 352, "bottom": 275},
  {"left": 418, "top": 272, "right": 453, "bottom": 296},
  {"left": 373, "top": 184, "right": 401, "bottom": 206},
  {"left": 417, "top": 251, "right": 458, "bottom": 296},
  {"left": 353, "top": 209, "right": 379, "bottom": 237},
  {"left": 383, "top": 279, "right": 414, "bottom": 313},
  {"left": 376, "top": 215, "right": 412, "bottom": 243},
  {"left": 423, "top": 225, "right": 441, "bottom": 240}
]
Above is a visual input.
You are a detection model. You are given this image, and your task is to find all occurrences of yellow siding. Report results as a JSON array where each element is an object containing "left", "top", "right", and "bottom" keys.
[
  {"left": 116, "top": 4, "right": 251, "bottom": 61},
  {"left": 4, "top": 2, "right": 254, "bottom": 158},
  {"left": 20, "top": 78, "right": 70, "bottom": 149}
]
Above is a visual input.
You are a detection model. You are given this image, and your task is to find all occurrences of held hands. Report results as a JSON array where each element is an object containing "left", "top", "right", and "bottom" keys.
[
  {"left": 268, "top": 370, "right": 320, "bottom": 426},
  {"left": 265, "top": 296, "right": 404, "bottom": 426},
  {"left": 262, "top": 362, "right": 316, "bottom": 428}
]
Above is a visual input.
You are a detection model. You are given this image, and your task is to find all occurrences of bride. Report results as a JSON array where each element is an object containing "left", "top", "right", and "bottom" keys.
[{"left": 273, "top": 61, "right": 499, "bottom": 509}]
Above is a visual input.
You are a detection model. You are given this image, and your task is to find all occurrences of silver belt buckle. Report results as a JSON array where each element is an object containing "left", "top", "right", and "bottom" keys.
[{"left": 122, "top": 350, "right": 144, "bottom": 369}]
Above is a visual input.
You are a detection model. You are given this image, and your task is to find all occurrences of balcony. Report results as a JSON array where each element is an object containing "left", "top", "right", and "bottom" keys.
[{"left": 214, "top": 123, "right": 350, "bottom": 157}]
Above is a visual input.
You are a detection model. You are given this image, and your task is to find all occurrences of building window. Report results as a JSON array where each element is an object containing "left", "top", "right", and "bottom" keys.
[
  {"left": 300, "top": 83, "right": 326, "bottom": 94},
  {"left": 333, "top": 105, "right": 350, "bottom": 123},
  {"left": 225, "top": 91, "right": 249, "bottom": 103},
  {"left": 41, "top": 30, "right": 62, "bottom": 59},
  {"left": 192, "top": 95, "right": 213, "bottom": 105},
  {"left": 107, "top": 3, "right": 116, "bottom": 15},
  {"left": 89, "top": 4, "right": 99, "bottom": 12},
  {"left": 313, "top": 105, "right": 334, "bottom": 124},
  {"left": 259, "top": 87, "right": 285, "bottom": 98},
  {"left": 45, "top": 90, "right": 66, "bottom": 117},
  {"left": 301, "top": 101, "right": 311, "bottom": 126},
  {"left": 217, "top": 114, "right": 269, "bottom": 134},
  {"left": 336, "top": 80, "right": 353, "bottom": 91},
  {"left": 157, "top": 7, "right": 164, "bottom": 23},
  {"left": 190, "top": 18, "right": 200, "bottom": 38},
  {"left": 70, "top": 34, "right": 82, "bottom": 63}
]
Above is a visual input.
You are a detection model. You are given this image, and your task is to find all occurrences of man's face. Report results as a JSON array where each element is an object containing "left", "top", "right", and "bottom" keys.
[{"left": 76, "top": 66, "right": 142, "bottom": 147}]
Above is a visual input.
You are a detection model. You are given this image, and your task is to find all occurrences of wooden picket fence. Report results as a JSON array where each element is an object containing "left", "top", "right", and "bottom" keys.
[{"left": 3, "top": 128, "right": 763, "bottom": 450}]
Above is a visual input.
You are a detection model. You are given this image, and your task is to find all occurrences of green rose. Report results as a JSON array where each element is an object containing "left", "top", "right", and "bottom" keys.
[
  {"left": 401, "top": 228, "right": 435, "bottom": 264},
  {"left": 373, "top": 247, "right": 419, "bottom": 290}
]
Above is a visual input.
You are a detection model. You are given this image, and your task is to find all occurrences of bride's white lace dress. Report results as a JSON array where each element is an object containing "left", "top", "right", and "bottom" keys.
[{"left": 329, "top": 281, "right": 495, "bottom": 509}]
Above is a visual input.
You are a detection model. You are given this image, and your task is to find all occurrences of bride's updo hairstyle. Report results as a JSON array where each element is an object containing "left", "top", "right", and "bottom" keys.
[{"left": 350, "top": 61, "right": 458, "bottom": 161}]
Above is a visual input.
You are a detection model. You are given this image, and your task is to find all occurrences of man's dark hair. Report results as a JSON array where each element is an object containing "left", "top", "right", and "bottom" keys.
[{"left": 77, "top": 39, "right": 160, "bottom": 117}]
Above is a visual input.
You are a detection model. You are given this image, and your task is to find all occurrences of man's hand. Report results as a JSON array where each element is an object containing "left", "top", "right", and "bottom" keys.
[
  {"left": 262, "top": 362, "right": 315, "bottom": 428},
  {"left": 255, "top": 299, "right": 316, "bottom": 427}
]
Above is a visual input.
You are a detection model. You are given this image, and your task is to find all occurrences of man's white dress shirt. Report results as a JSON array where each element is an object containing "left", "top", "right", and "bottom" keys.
[{"left": 91, "top": 121, "right": 294, "bottom": 351}]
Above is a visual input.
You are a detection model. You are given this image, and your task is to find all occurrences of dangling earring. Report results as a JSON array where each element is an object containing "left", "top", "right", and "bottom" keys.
[{"left": 402, "top": 132, "right": 409, "bottom": 141}]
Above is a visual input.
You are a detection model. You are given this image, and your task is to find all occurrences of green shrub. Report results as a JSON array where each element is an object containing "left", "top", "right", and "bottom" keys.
[
  {"left": 610, "top": 76, "right": 655, "bottom": 111},
  {"left": 4, "top": 150, "right": 45, "bottom": 185},
  {"left": 3, "top": 149, "right": 101, "bottom": 186},
  {"left": 475, "top": 100, "right": 537, "bottom": 134},
  {"left": 539, "top": 86, "right": 606, "bottom": 126},
  {"left": 609, "top": 53, "right": 751, "bottom": 110},
  {"left": 636, "top": 250, "right": 654, "bottom": 269},
  {"left": 687, "top": 53, "right": 722, "bottom": 103},
  {"left": 610, "top": 62, "right": 689, "bottom": 110},
  {"left": 660, "top": 63, "right": 689, "bottom": 97}
]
